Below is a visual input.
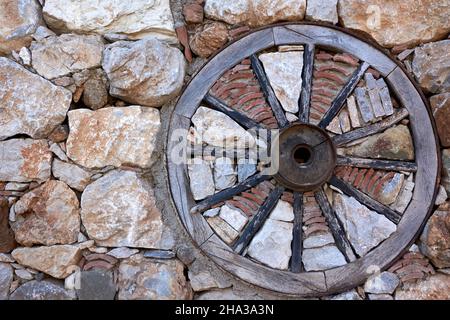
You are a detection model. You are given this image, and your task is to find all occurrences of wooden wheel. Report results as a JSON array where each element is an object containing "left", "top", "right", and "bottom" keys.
[{"left": 167, "top": 23, "right": 440, "bottom": 297}]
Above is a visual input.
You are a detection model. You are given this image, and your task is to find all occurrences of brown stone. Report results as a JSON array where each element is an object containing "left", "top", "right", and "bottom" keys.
[
  {"left": 0, "top": 198, "right": 16, "bottom": 253},
  {"left": 118, "top": 254, "right": 192, "bottom": 300},
  {"left": 338, "top": 0, "right": 450, "bottom": 48},
  {"left": 48, "top": 124, "right": 69, "bottom": 143},
  {"left": 183, "top": 3, "right": 204, "bottom": 24},
  {"left": 81, "top": 69, "right": 109, "bottom": 110},
  {"left": 190, "top": 22, "right": 229, "bottom": 58},
  {"left": 419, "top": 207, "right": 450, "bottom": 268},
  {"left": 175, "top": 25, "right": 193, "bottom": 63},
  {"left": 395, "top": 274, "right": 450, "bottom": 300},
  {"left": 431, "top": 93, "right": 450, "bottom": 147},
  {"left": 11, "top": 180, "right": 80, "bottom": 246}
]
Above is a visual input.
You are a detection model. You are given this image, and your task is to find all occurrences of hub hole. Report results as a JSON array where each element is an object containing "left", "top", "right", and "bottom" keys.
[{"left": 293, "top": 146, "right": 312, "bottom": 165}]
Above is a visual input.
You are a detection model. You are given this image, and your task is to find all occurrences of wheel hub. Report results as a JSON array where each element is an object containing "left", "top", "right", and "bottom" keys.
[{"left": 274, "top": 123, "right": 336, "bottom": 192}]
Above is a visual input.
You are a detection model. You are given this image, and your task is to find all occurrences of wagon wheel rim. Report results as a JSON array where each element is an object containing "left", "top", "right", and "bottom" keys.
[{"left": 167, "top": 23, "right": 440, "bottom": 297}]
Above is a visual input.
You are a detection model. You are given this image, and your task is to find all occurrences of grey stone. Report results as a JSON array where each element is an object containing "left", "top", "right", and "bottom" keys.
[
  {"left": 143, "top": 250, "right": 176, "bottom": 260},
  {"left": 0, "top": 263, "right": 13, "bottom": 300},
  {"left": 442, "top": 150, "right": 450, "bottom": 196},
  {"left": 237, "top": 161, "right": 257, "bottom": 182},
  {"left": 188, "top": 158, "right": 215, "bottom": 201},
  {"left": 306, "top": 0, "right": 338, "bottom": 24},
  {"left": 364, "top": 272, "right": 400, "bottom": 294},
  {"left": 10, "top": 280, "right": 75, "bottom": 300},
  {"left": 77, "top": 270, "right": 116, "bottom": 300},
  {"left": 52, "top": 159, "right": 93, "bottom": 192},
  {"left": 302, "top": 245, "right": 347, "bottom": 271},
  {"left": 303, "top": 233, "right": 335, "bottom": 249},
  {"left": 107, "top": 247, "right": 139, "bottom": 260},
  {"left": 219, "top": 205, "right": 248, "bottom": 232},
  {"left": 368, "top": 293, "right": 393, "bottom": 300},
  {"left": 214, "top": 157, "right": 237, "bottom": 191},
  {"left": 331, "top": 289, "right": 362, "bottom": 300}
]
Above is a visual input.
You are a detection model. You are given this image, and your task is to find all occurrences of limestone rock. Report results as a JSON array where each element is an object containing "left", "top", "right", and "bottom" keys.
[
  {"left": 102, "top": 38, "right": 185, "bottom": 107},
  {"left": 331, "top": 290, "right": 362, "bottom": 300},
  {"left": 269, "top": 199, "right": 294, "bottom": 222},
  {"left": 247, "top": 219, "right": 293, "bottom": 270},
  {"left": 436, "top": 185, "right": 448, "bottom": 206},
  {"left": 214, "top": 157, "right": 236, "bottom": 191},
  {"left": 391, "top": 173, "right": 414, "bottom": 213},
  {"left": 0, "top": 139, "right": 52, "bottom": 183},
  {"left": 219, "top": 205, "right": 248, "bottom": 232},
  {"left": 0, "top": 198, "right": 16, "bottom": 253},
  {"left": 0, "top": 263, "right": 13, "bottom": 300},
  {"left": 52, "top": 159, "right": 93, "bottom": 192},
  {"left": 302, "top": 245, "right": 347, "bottom": 271},
  {"left": 343, "top": 125, "right": 414, "bottom": 161},
  {"left": 443, "top": 150, "right": 450, "bottom": 196},
  {"left": 259, "top": 51, "right": 303, "bottom": 113},
  {"left": 12, "top": 245, "right": 83, "bottom": 279},
  {"left": 368, "top": 294, "right": 393, "bottom": 300},
  {"left": 31, "top": 34, "right": 104, "bottom": 80},
  {"left": 204, "top": 0, "right": 306, "bottom": 27},
  {"left": 107, "top": 247, "right": 139, "bottom": 260},
  {"left": 413, "top": 40, "right": 450, "bottom": 94},
  {"left": 395, "top": 273, "right": 450, "bottom": 300},
  {"left": 81, "top": 170, "right": 173, "bottom": 249},
  {"left": 77, "top": 270, "right": 116, "bottom": 300},
  {"left": 0, "top": 0, "right": 43, "bottom": 55},
  {"left": 338, "top": 0, "right": 450, "bottom": 48},
  {"left": 43, "top": 0, "right": 177, "bottom": 43},
  {"left": 237, "top": 161, "right": 257, "bottom": 182},
  {"left": 207, "top": 216, "right": 239, "bottom": 245},
  {"left": 188, "top": 159, "right": 215, "bottom": 200},
  {"left": 66, "top": 106, "right": 160, "bottom": 169},
  {"left": 306, "top": 0, "right": 338, "bottom": 24},
  {"left": 192, "top": 106, "right": 256, "bottom": 149},
  {"left": 188, "top": 269, "right": 230, "bottom": 292},
  {"left": 0, "top": 58, "right": 72, "bottom": 140},
  {"left": 190, "top": 22, "right": 228, "bottom": 58},
  {"left": 419, "top": 208, "right": 450, "bottom": 268},
  {"left": 334, "top": 194, "right": 396, "bottom": 256},
  {"left": 376, "top": 173, "right": 404, "bottom": 206},
  {"left": 11, "top": 180, "right": 80, "bottom": 246},
  {"left": 9, "top": 280, "right": 75, "bottom": 300},
  {"left": 118, "top": 254, "right": 192, "bottom": 300},
  {"left": 431, "top": 93, "right": 450, "bottom": 147},
  {"left": 364, "top": 272, "right": 400, "bottom": 294},
  {"left": 303, "top": 233, "right": 334, "bottom": 249}
]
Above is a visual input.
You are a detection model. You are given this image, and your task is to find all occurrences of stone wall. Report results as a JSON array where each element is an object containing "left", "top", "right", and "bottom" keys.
[{"left": 0, "top": 0, "right": 449, "bottom": 300}]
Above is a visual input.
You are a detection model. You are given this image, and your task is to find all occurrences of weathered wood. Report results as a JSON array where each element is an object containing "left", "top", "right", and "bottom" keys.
[
  {"left": 314, "top": 188, "right": 356, "bottom": 262},
  {"left": 298, "top": 44, "right": 315, "bottom": 123},
  {"left": 233, "top": 187, "right": 284, "bottom": 254},
  {"left": 250, "top": 54, "right": 289, "bottom": 128},
  {"left": 290, "top": 192, "right": 304, "bottom": 273},
  {"left": 333, "top": 108, "right": 409, "bottom": 146},
  {"left": 329, "top": 176, "right": 401, "bottom": 224},
  {"left": 336, "top": 156, "right": 417, "bottom": 172},
  {"left": 190, "top": 173, "right": 271, "bottom": 214},
  {"left": 319, "top": 62, "right": 370, "bottom": 128},
  {"left": 204, "top": 93, "right": 261, "bottom": 129}
]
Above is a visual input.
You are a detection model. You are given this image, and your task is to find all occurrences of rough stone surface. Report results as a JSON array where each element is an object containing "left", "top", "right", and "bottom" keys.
[
  {"left": 11, "top": 180, "right": 80, "bottom": 246},
  {"left": 190, "top": 22, "right": 228, "bottom": 58},
  {"left": 188, "top": 269, "right": 230, "bottom": 292},
  {"left": 247, "top": 219, "right": 293, "bottom": 270},
  {"left": 0, "top": 139, "right": 52, "bottom": 183},
  {"left": 0, "top": 198, "right": 16, "bottom": 253},
  {"left": 269, "top": 199, "right": 294, "bottom": 222},
  {"left": 413, "top": 40, "right": 450, "bottom": 94},
  {"left": 183, "top": 3, "right": 204, "bottom": 24},
  {"left": 334, "top": 194, "right": 396, "bottom": 256},
  {"left": 66, "top": 106, "right": 160, "bottom": 169},
  {"left": 9, "top": 280, "right": 75, "bottom": 300},
  {"left": 81, "top": 170, "right": 173, "bottom": 249},
  {"left": 303, "top": 245, "right": 347, "bottom": 271},
  {"left": 219, "top": 205, "right": 248, "bottom": 232},
  {"left": 419, "top": 208, "right": 450, "bottom": 268},
  {"left": 431, "top": 93, "right": 450, "bottom": 148},
  {"left": 395, "top": 273, "right": 450, "bottom": 300},
  {"left": 331, "top": 290, "right": 362, "bottom": 300},
  {"left": 0, "top": 0, "right": 43, "bottom": 55},
  {"left": 107, "top": 247, "right": 139, "bottom": 259},
  {"left": 338, "top": 0, "right": 450, "bottom": 48},
  {"left": 0, "top": 58, "right": 72, "bottom": 140},
  {"left": 364, "top": 272, "right": 400, "bottom": 294},
  {"left": 303, "top": 233, "right": 335, "bottom": 249},
  {"left": 43, "top": 0, "right": 176, "bottom": 43},
  {"left": 192, "top": 107, "right": 256, "bottom": 149},
  {"left": 443, "top": 150, "right": 450, "bottom": 196},
  {"left": 204, "top": 0, "right": 307, "bottom": 27},
  {"left": 237, "top": 161, "right": 257, "bottom": 182},
  {"left": 188, "top": 159, "right": 215, "bottom": 200},
  {"left": 12, "top": 245, "right": 83, "bottom": 279},
  {"left": 376, "top": 173, "right": 404, "bottom": 206},
  {"left": 77, "top": 270, "right": 116, "bottom": 300},
  {"left": 52, "top": 159, "right": 93, "bottom": 192},
  {"left": 214, "top": 157, "right": 237, "bottom": 191},
  {"left": 0, "top": 262, "right": 13, "bottom": 300},
  {"left": 81, "top": 69, "right": 109, "bottom": 110},
  {"left": 259, "top": 51, "right": 303, "bottom": 113},
  {"left": 31, "top": 34, "right": 104, "bottom": 80},
  {"left": 343, "top": 125, "right": 414, "bottom": 161},
  {"left": 306, "top": 0, "right": 338, "bottom": 24},
  {"left": 118, "top": 254, "right": 192, "bottom": 300},
  {"left": 102, "top": 38, "right": 185, "bottom": 107}
]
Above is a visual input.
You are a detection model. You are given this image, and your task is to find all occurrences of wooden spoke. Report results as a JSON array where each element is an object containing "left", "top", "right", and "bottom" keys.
[
  {"left": 250, "top": 54, "right": 289, "bottom": 128},
  {"left": 190, "top": 173, "right": 271, "bottom": 214},
  {"left": 319, "top": 62, "right": 370, "bottom": 128},
  {"left": 315, "top": 188, "right": 356, "bottom": 262},
  {"left": 204, "top": 93, "right": 261, "bottom": 129},
  {"left": 290, "top": 192, "right": 304, "bottom": 273},
  {"left": 333, "top": 108, "right": 409, "bottom": 147},
  {"left": 298, "top": 44, "right": 315, "bottom": 123},
  {"left": 233, "top": 186, "right": 284, "bottom": 254},
  {"left": 336, "top": 156, "right": 417, "bottom": 172},
  {"left": 329, "top": 176, "right": 402, "bottom": 224}
]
